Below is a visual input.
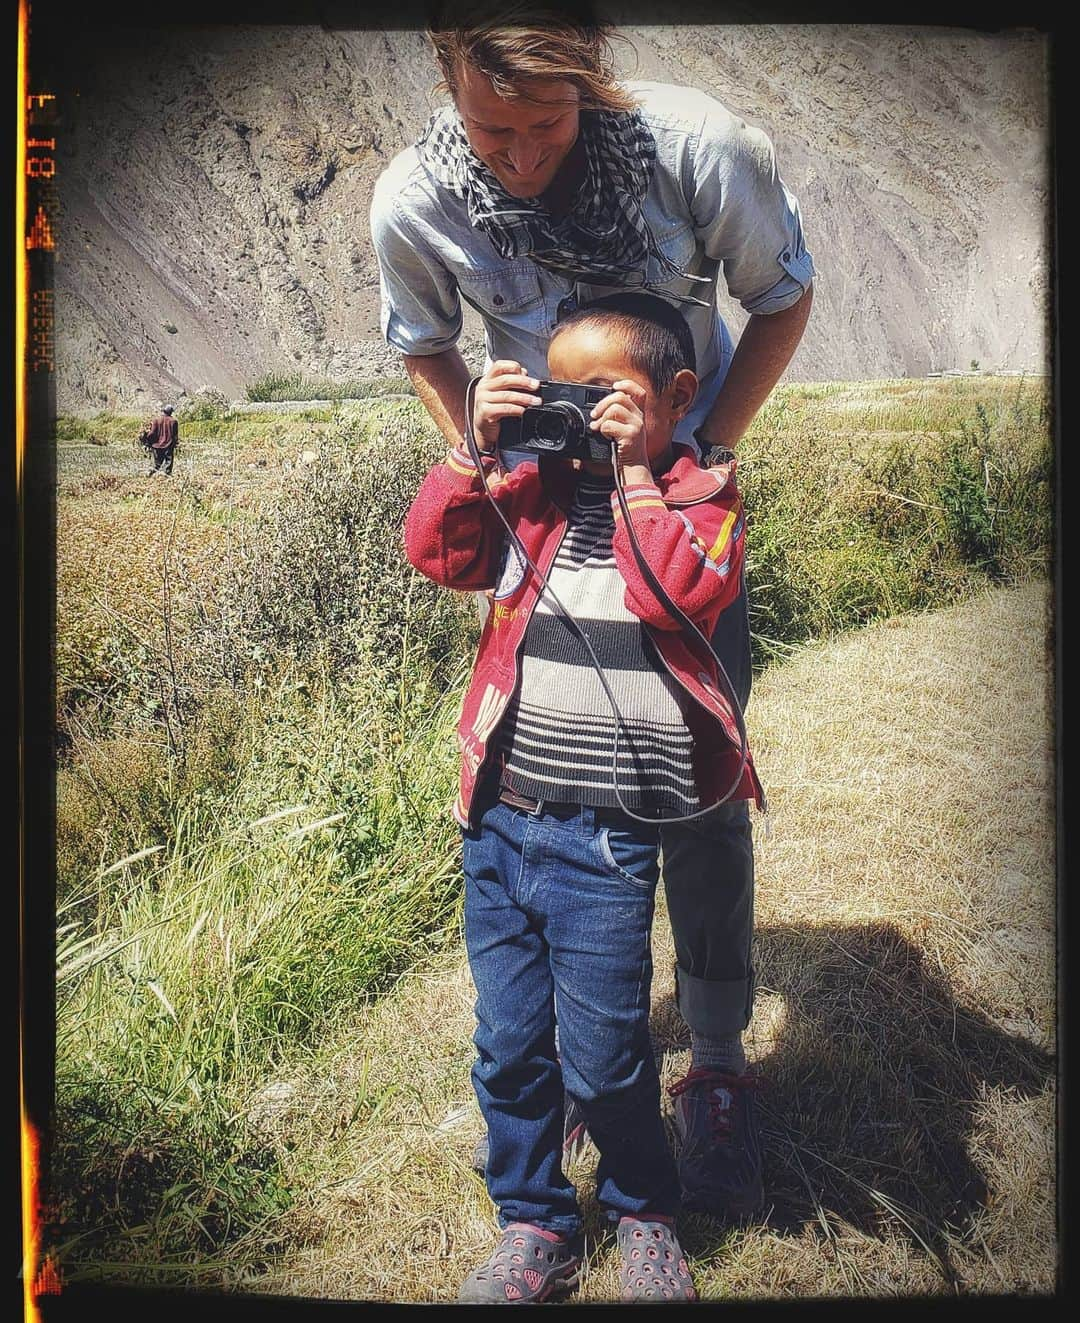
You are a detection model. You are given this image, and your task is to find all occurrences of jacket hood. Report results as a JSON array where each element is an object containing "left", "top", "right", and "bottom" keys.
[{"left": 654, "top": 443, "right": 738, "bottom": 505}]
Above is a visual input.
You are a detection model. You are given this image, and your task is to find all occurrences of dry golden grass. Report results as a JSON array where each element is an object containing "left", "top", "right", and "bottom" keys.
[
  {"left": 56, "top": 480, "right": 233, "bottom": 728},
  {"left": 233, "top": 578, "right": 1055, "bottom": 1303}
]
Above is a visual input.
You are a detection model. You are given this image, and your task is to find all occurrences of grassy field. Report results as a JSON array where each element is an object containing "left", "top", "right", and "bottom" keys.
[
  {"left": 242, "top": 580, "right": 1056, "bottom": 1302},
  {"left": 48, "top": 375, "right": 1056, "bottom": 1299}
]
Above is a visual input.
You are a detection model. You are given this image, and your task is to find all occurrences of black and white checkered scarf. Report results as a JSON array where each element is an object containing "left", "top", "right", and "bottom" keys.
[{"left": 416, "top": 105, "right": 711, "bottom": 302}]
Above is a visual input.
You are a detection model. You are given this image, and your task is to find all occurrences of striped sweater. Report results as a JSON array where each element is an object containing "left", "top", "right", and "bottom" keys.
[{"left": 497, "top": 475, "right": 699, "bottom": 815}]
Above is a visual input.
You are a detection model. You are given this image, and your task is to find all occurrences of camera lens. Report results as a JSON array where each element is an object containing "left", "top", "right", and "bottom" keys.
[
  {"left": 534, "top": 410, "right": 569, "bottom": 445},
  {"left": 523, "top": 400, "right": 587, "bottom": 451}
]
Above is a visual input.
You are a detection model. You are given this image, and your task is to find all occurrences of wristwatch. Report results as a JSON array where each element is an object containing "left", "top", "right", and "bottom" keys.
[{"left": 692, "top": 427, "right": 736, "bottom": 468}]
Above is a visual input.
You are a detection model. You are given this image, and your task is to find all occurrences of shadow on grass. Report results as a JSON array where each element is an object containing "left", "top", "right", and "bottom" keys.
[{"left": 651, "top": 920, "right": 1055, "bottom": 1284}]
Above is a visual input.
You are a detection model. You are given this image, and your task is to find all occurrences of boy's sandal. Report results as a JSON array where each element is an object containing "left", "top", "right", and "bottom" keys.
[
  {"left": 617, "top": 1217, "right": 697, "bottom": 1302},
  {"left": 457, "top": 1223, "right": 582, "bottom": 1303}
]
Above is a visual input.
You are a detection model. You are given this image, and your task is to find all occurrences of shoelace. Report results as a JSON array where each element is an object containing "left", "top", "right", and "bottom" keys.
[{"left": 668, "top": 1068, "right": 761, "bottom": 1143}]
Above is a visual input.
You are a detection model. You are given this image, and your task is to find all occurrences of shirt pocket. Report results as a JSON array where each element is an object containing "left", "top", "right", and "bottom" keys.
[
  {"left": 457, "top": 262, "right": 544, "bottom": 319},
  {"left": 646, "top": 220, "right": 698, "bottom": 285}
]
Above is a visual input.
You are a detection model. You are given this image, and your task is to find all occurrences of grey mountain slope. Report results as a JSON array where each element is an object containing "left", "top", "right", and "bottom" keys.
[{"left": 54, "top": 24, "right": 1050, "bottom": 413}]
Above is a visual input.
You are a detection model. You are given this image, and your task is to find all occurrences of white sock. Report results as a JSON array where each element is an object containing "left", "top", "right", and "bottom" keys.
[{"left": 690, "top": 1032, "right": 746, "bottom": 1075}]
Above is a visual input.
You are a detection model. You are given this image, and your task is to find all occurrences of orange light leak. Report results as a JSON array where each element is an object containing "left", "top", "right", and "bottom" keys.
[
  {"left": 18, "top": 3, "right": 42, "bottom": 1320},
  {"left": 16, "top": 0, "right": 27, "bottom": 493},
  {"left": 22, "top": 1118, "right": 42, "bottom": 1323}
]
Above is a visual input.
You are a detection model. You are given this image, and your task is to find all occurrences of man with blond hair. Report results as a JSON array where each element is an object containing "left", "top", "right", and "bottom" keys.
[{"left": 371, "top": 0, "right": 814, "bottom": 1239}]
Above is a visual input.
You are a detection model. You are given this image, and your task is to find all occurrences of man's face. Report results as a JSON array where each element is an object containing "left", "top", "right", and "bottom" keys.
[{"left": 454, "top": 61, "right": 580, "bottom": 199}]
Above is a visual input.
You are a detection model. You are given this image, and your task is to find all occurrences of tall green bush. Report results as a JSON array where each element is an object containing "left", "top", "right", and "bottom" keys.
[
  {"left": 177, "top": 389, "right": 233, "bottom": 422},
  {"left": 738, "top": 385, "right": 1052, "bottom": 664}
]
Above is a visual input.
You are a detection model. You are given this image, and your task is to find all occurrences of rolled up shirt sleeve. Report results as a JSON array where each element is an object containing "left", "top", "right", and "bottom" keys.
[
  {"left": 688, "top": 102, "right": 815, "bottom": 315},
  {"left": 369, "top": 172, "right": 463, "bottom": 356}
]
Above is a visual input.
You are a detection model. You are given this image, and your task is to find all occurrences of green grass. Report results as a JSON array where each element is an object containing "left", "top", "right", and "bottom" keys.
[
  {"left": 245, "top": 372, "right": 416, "bottom": 403},
  {"left": 53, "top": 662, "right": 467, "bottom": 1275},
  {"left": 737, "top": 376, "right": 1051, "bottom": 661},
  {"left": 56, "top": 412, "right": 150, "bottom": 443}
]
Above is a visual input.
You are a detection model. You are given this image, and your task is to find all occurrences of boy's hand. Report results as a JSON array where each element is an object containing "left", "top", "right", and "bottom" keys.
[
  {"left": 590, "top": 380, "right": 651, "bottom": 479},
  {"left": 472, "top": 360, "right": 540, "bottom": 453}
]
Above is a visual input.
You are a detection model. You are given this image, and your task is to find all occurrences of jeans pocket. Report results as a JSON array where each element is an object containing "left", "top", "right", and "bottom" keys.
[{"left": 597, "top": 826, "right": 660, "bottom": 892}]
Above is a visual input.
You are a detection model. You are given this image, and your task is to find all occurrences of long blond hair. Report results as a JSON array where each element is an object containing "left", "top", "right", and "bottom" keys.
[{"left": 427, "top": 1, "right": 638, "bottom": 113}]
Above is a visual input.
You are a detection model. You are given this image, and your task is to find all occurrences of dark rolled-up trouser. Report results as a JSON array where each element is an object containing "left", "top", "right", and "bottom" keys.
[
  {"left": 150, "top": 444, "right": 176, "bottom": 474},
  {"left": 660, "top": 574, "right": 755, "bottom": 1037}
]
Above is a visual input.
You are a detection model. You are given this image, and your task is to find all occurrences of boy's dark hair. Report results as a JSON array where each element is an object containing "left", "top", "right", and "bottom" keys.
[{"left": 550, "top": 292, "right": 697, "bottom": 393}]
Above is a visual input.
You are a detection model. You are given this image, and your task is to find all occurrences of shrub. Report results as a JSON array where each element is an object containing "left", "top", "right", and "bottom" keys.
[
  {"left": 205, "top": 412, "right": 476, "bottom": 689},
  {"left": 937, "top": 429, "right": 1000, "bottom": 575},
  {"left": 56, "top": 495, "right": 231, "bottom": 742},
  {"left": 738, "top": 381, "right": 1052, "bottom": 665},
  {"left": 56, "top": 686, "right": 248, "bottom": 906},
  {"left": 49, "top": 1078, "right": 291, "bottom": 1267},
  {"left": 245, "top": 373, "right": 415, "bottom": 403},
  {"left": 177, "top": 389, "right": 232, "bottom": 422},
  {"left": 935, "top": 394, "right": 1053, "bottom": 580},
  {"left": 56, "top": 414, "right": 90, "bottom": 441},
  {"left": 56, "top": 412, "right": 146, "bottom": 443},
  {"left": 52, "top": 667, "right": 465, "bottom": 1275}
]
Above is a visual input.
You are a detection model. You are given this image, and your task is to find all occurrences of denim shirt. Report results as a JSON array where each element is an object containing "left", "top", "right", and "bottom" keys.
[{"left": 370, "top": 81, "right": 815, "bottom": 444}]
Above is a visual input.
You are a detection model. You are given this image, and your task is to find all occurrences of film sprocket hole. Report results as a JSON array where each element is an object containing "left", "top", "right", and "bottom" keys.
[{"left": 497, "top": 379, "right": 613, "bottom": 463}]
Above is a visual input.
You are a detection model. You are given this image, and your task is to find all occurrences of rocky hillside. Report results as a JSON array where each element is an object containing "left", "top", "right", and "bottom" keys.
[{"left": 53, "top": 22, "right": 1050, "bottom": 412}]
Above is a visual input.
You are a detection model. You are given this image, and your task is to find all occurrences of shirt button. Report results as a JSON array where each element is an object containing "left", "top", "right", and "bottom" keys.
[
  {"left": 493, "top": 294, "right": 504, "bottom": 306},
  {"left": 782, "top": 250, "right": 791, "bottom": 261}
]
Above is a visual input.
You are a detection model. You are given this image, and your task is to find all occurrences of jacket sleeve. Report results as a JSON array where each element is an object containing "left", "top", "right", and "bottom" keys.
[
  {"left": 403, "top": 444, "right": 536, "bottom": 591},
  {"left": 610, "top": 479, "right": 746, "bottom": 630}
]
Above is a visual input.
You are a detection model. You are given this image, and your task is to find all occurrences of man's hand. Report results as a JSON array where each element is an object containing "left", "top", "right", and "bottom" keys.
[
  {"left": 590, "top": 380, "right": 652, "bottom": 484},
  {"left": 472, "top": 360, "right": 540, "bottom": 453}
]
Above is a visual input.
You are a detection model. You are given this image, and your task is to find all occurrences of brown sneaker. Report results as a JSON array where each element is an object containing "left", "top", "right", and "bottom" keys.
[{"left": 668, "top": 1067, "right": 764, "bottom": 1219}]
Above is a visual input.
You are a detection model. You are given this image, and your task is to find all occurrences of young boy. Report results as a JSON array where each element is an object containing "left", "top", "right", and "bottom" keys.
[{"left": 404, "top": 294, "right": 762, "bottom": 1303}]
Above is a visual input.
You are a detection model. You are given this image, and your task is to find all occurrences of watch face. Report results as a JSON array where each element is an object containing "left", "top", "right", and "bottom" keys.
[{"left": 702, "top": 444, "right": 736, "bottom": 468}]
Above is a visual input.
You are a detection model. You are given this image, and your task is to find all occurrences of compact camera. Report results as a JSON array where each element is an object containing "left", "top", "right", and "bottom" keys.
[{"left": 497, "top": 379, "right": 613, "bottom": 462}]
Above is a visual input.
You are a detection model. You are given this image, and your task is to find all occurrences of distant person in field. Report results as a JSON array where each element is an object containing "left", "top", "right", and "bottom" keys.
[
  {"left": 140, "top": 404, "right": 178, "bottom": 476},
  {"left": 405, "top": 294, "right": 761, "bottom": 1302},
  {"left": 370, "top": 0, "right": 814, "bottom": 1227}
]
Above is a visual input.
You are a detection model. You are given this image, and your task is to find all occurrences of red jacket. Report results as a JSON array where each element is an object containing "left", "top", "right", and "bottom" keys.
[
  {"left": 404, "top": 442, "right": 763, "bottom": 828},
  {"left": 142, "top": 413, "right": 178, "bottom": 450}
]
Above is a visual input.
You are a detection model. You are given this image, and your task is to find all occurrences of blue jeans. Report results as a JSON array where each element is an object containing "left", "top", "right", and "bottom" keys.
[{"left": 462, "top": 796, "right": 680, "bottom": 1238}]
